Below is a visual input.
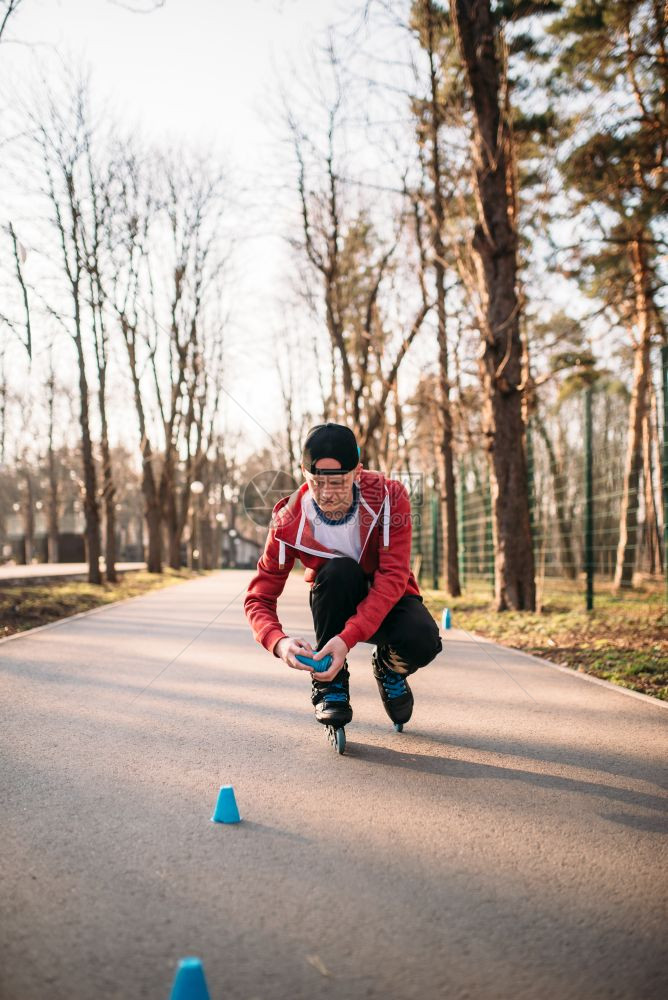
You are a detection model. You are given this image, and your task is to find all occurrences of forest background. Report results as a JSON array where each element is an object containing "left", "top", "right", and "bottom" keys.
[{"left": 1, "top": 0, "right": 666, "bottom": 696}]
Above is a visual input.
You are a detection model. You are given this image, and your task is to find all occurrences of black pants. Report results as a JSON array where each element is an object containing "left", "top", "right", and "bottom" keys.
[{"left": 309, "top": 557, "right": 442, "bottom": 675}]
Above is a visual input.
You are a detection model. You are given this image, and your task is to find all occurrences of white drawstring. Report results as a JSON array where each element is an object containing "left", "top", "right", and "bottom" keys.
[{"left": 279, "top": 487, "right": 390, "bottom": 560}]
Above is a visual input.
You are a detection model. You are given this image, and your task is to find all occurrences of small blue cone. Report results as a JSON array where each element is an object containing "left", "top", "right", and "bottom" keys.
[
  {"left": 442, "top": 608, "right": 452, "bottom": 630},
  {"left": 169, "top": 957, "right": 211, "bottom": 1000},
  {"left": 211, "top": 784, "right": 241, "bottom": 824}
]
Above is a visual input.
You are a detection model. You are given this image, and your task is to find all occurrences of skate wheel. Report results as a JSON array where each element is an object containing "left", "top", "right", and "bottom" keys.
[
  {"left": 394, "top": 722, "right": 403, "bottom": 732},
  {"left": 335, "top": 727, "right": 346, "bottom": 754}
]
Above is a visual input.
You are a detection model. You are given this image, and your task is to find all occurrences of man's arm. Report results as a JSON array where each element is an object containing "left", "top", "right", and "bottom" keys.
[
  {"left": 244, "top": 527, "right": 296, "bottom": 654},
  {"left": 338, "top": 479, "right": 412, "bottom": 651}
]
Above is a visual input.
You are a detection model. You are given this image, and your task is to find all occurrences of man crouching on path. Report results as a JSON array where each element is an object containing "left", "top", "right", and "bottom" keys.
[{"left": 244, "top": 423, "right": 442, "bottom": 729}]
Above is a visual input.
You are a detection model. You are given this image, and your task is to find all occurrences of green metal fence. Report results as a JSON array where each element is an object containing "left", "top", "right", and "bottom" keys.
[{"left": 410, "top": 351, "right": 668, "bottom": 610}]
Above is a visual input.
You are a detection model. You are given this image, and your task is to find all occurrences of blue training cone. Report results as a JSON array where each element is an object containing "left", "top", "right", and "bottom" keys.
[
  {"left": 169, "top": 957, "right": 211, "bottom": 1000},
  {"left": 442, "top": 608, "right": 452, "bottom": 630},
  {"left": 211, "top": 784, "right": 241, "bottom": 824}
]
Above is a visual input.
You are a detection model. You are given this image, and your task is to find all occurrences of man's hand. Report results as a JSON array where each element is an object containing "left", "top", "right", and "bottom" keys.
[
  {"left": 312, "top": 635, "right": 349, "bottom": 682},
  {"left": 275, "top": 636, "right": 314, "bottom": 670}
]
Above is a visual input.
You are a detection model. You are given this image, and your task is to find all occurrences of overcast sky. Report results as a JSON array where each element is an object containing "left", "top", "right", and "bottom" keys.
[
  {"left": 5, "top": 0, "right": 342, "bottom": 146},
  {"left": 2, "top": 1, "right": 634, "bottom": 470}
]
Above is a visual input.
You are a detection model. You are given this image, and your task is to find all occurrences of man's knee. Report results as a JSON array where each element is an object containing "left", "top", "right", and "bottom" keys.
[
  {"left": 314, "top": 556, "right": 365, "bottom": 589},
  {"left": 394, "top": 623, "right": 442, "bottom": 673}
]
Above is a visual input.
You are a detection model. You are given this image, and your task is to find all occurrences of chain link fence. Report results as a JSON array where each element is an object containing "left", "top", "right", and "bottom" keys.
[{"left": 409, "top": 351, "right": 668, "bottom": 610}]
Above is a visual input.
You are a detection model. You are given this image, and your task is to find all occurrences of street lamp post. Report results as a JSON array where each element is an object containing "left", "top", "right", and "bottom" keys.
[
  {"left": 228, "top": 528, "right": 238, "bottom": 568},
  {"left": 190, "top": 480, "right": 205, "bottom": 570},
  {"left": 215, "top": 511, "right": 226, "bottom": 568}
]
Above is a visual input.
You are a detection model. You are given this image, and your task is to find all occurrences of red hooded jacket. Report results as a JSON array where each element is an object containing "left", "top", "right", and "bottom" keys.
[{"left": 244, "top": 469, "right": 421, "bottom": 655}]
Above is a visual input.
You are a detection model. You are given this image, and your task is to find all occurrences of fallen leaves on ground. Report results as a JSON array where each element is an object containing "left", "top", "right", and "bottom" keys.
[{"left": 423, "top": 579, "right": 667, "bottom": 701}]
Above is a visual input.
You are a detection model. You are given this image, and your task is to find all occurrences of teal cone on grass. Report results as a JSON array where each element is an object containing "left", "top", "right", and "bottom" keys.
[
  {"left": 211, "top": 784, "right": 241, "bottom": 823},
  {"left": 442, "top": 608, "right": 452, "bottom": 630},
  {"left": 169, "top": 957, "right": 211, "bottom": 1000}
]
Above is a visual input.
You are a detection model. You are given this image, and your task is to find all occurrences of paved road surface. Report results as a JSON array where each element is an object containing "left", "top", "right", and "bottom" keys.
[{"left": 1, "top": 571, "right": 666, "bottom": 1000}]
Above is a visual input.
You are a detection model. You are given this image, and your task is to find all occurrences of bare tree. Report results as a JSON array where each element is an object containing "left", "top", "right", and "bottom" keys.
[
  {"left": 33, "top": 79, "right": 102, "bottom": 583},
  {"left": 3, "top": 223, "right": 32, "bottom": 358},
  {"left": 411, "top": 0, "right": 464, "bottom": 595},
  {"left": 0, "top": 342, "right": 7, "bottom": 466},
  {"left": 288, "top": 52, "right": 431, "bottom": 467},
  {"left": 106, "top": 147, "right": 163, "bottom": 571},
  {"left": 44, "top": 349, "right": 62, "bottom": 562},
  {"left": 79, "top": 111, "right": 120, "bottom": 581},
  {"left": 105, "top": 142, "right": 230, "bottom": 571},
  {"left": 0, "top": 0, "right": 25, "bottom": 45},
  {"left": 149, "top": 154, "right": 229, "bottom": 568},
  {"left": 613, "top": 238, "right": 654, "bottom": 588}
]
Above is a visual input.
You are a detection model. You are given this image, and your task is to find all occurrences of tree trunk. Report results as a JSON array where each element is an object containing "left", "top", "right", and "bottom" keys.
[
  {"left": 451, "top": 0, "right": 535, "bottom": 610},
  {"left": 73, "top": 321, "right": 101, "bottom": 585},
  {"left": 145, "top": 495, "right": 162, "bottom": 573},
  {"left": 98, "top": 369, "right": 117, "bottom": 583},
  {"left": 642, "top": 408, "right": 661, "bottom": 574},
  {"left": 424, "top": 0, "right": 460, "bottom": 597},
  {"left": 168, "top": 519, "right": 181, "bottom": 569},
  {"left": 139, "top": 439, "right": 162, "bottom": 574},
  {"left": 534, "top": 413, "right": 577, "bottom": 579},
  {"left": 436, "top": 318, "right": 460, "bottom": 595},
  {"left": 201, "top": 515, "right": 215, "bottom": 570},
  {"left": 101, "top": 433, "right": 117, "bottom": 583},
  {"left": 92, "top": 276, "right": 117, "bottom": 581},
  {"left": 614, "top": 236, "right": 652, "bottom": 590},
  {"left": 46, "top": 452, "right": 59, "bottom": 563},
  {"left": 0, "top": 353, "right": 6, "bottom": 466},
  {"left": 161, "top": 452, "right": 182, "bottom": 570},
  {"left": 46, "top": 378, "right": 59, "bottom": 563},
  {"left": 21, "top": 469, "right": 34, "bottom": 564},
  {"left": 122, "top": 327, "right": 162, "bottom": 574},
  {"left": 649, "top": 377, "right": 665, "bottom": 572}
]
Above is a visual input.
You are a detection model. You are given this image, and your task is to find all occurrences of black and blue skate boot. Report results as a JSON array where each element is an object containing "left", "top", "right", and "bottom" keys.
[
  {"left": 372, "top": 648, "right": 413, "bottom": 727},
  {"left": 311, "top": 665, "right": 353, "bottom": 727}
]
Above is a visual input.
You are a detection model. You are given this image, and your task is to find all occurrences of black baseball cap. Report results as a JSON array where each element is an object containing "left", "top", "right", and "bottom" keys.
[{"left": 302, "top": 423, "right": 359, "bottom": 474}]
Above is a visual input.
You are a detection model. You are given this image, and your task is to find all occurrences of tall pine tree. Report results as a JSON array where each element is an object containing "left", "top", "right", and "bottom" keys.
[
  {"left": 449, "top": 0, "right": 547, "bottom": 610},
  {"left": 549, "top": 0, "right": 667, "bottom": 588}
]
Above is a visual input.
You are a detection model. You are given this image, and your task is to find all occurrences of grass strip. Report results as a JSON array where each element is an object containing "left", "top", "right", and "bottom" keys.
[
  {"left": 423, "top": 578, "right": 667, "bottom": 701},
  {"left": 0, "top": 569, "right": 211, "bottom": 639}
]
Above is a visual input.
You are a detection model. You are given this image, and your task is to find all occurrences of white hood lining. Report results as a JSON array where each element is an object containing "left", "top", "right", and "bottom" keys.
[{"left": 277, "top": 484, "right": 391, "bottom": 565}]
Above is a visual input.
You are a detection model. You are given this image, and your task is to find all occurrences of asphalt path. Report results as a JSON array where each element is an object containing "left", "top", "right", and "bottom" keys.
[{"left": 1, "top": 570, "right": 666, "bottom": 1000}]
